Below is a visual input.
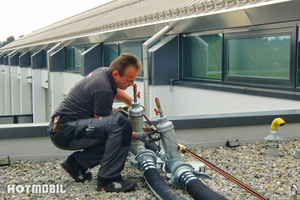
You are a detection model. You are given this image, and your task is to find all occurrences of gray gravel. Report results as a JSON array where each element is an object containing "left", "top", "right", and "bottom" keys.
[{"left": 0, "top": 139, "right": 299, "bottom": 200}]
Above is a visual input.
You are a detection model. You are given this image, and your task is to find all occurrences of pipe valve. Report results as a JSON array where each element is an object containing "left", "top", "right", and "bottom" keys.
[
  {"left": 154, "top": 109, "right": 159, "bottom": 116},
  {"left": 155, "top": 98, "right": 164, "bottom": 117},
  {"left": 133, "top": 84, "right": 138, "bottom": 103}
]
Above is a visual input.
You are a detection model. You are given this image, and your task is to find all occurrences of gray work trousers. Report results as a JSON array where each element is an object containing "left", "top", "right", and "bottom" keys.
[{"left": 48, "top": 112, "right": 132, "bottom": 182}]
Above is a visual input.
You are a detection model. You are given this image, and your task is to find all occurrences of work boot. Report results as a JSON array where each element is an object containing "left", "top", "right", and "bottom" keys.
[
  {"left": 61, "top": 155, "right": 92, "bottom": 182},
  {"left": 97, "top": 179, "right": 136, "bottom": 192}
]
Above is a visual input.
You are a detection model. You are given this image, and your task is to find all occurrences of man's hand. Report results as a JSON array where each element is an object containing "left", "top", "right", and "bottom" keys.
[{"left": 132, "top": 131, "right": 158, "bottom": 143}]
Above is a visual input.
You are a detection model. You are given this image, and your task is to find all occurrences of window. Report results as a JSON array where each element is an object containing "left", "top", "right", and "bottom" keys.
[
  {"left": 227, "top": 35, "right": 290, "bottom": 80},
  {"left": 65, "top": 45, "right": 90, "bottom": 70},
  {"left": 43, "top": 49, "right": 48, "bottom": 68},
  {"left": 102, "top": 41, "right": 144, "bottom": 76},
  {"left": 120, "top": 44, "right": 142, "bottom": 61},
  {"left": 297, "top": 27, "right": 300, "bottom": 88},
  {"left": 181, "top": 34, "right": 222, "bottom": 80},
  {"left": 102, "top": 43, "right": 118, "bottom": 67},
  {"left": 0, "top": 55, "right": 4, "bottom": 64},
  {"left": 120, "top": 43, "right": 143, "bottom": 76},
  {"left": 65, "top": 47, "right": 74, "bottom": 70},
  {"left": 74, "top": 46, "right": 85, "bottom": 68},
  {"left": 224, "top": 29, "right": 295, "bottom": 88}
]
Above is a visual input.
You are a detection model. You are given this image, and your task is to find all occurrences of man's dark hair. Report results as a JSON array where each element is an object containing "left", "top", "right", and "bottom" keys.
[{"left": 110, "top": 53, "right": 143, "bottom": 76}]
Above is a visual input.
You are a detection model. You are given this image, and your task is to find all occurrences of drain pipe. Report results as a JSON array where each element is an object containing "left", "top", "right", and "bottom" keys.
[
  {"left": 143, "top": 24, "right": 174, "bottom": 117},
  {"left": 129, "top": 85, "right": 184, "bottom": 200},
  {"left": 155, "top": 98, "right": 227, "bottom": 200}
]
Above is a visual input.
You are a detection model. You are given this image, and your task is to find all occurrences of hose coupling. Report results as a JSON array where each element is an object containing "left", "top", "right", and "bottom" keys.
[{"left": 136, "top": 149, "right": 157, "bottom": 172}]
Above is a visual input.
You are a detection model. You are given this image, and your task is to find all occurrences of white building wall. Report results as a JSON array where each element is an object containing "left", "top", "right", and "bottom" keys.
[
  {"left": 20, "top": 67, "right": 32, "bottom": 114},
  {"left": 129, "top": 82, "right": 300, "bottom": 118},
  {"left": 10, "top": 66, "right": 20, "bottom": 115},
  {"left": 50, "top": 72, "right": 83, "bottom": 116},
  {"left": 61, "top": 72, "right": 83, "bottom": 95},
  {"left": 32, "top": 69, "right": 47, "bottom": 123},
  {"left": 1, "top": 71, "right": 300, "bottom": 122},
  {"left": 172, "top": 86, "right": 300, "bottom": 116},
  {"left": 3, "top": 65, "right": 11, "bottom": 115},
  {"left": 0, "top": 65, "right": 5, "bottom": 115}
]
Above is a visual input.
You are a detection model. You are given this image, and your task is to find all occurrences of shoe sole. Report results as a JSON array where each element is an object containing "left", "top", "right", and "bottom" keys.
[
  {"left": 61, "top": 162, "right": 92, "bottom": 182},
  {"left": 60, "top": 162, "right": 82, "bottom": 182},
  {"left": 97, "top": 181, "right": 137, "bottom": 192}
]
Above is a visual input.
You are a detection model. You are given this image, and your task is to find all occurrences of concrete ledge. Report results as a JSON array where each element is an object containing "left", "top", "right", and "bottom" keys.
[
  {"left": 0, "top": 123, "right": 48, "bottom": 139},
  {"left": 0, "top": 112, "right": 299, "bottom": 160},
  {"left": 150, "top": 109, "right": 300, "bottom": 129},
  {"left": 1, "top": 109, "right": 300, "bottom": 139},
  {"left": 0, "top": 136, "right": 71, "bottom": 161}
]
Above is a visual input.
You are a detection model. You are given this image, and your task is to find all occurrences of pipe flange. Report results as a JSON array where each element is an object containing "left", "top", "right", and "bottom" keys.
[
  {"left": 129, "top": 102, "right": 144, "bottom": 117},
  {"left": 165, "top": 156, "right": 185, "bottom": 172},
  {"left": 157, "top": 116, "right": 174, "bottom": 133}
]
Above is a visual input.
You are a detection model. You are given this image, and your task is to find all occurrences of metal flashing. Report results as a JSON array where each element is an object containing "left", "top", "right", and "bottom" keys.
[{"left": 0, "top": 0, "right": 295, "bottom": 51}]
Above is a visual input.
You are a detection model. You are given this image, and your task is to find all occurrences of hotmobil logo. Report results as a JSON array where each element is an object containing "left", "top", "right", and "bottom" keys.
[{"left": 7, "top": 184, "right": 67, "bottom": 194}]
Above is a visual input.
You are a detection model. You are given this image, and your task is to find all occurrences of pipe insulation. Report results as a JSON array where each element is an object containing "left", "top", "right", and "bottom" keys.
[{"left": 142, "top": 24, "right": 175, "bottom": 116}]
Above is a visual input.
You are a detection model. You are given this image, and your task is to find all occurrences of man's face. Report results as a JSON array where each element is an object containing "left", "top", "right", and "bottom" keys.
[{"left": 112, "top": 65, "right": 139, "bottom": 90}]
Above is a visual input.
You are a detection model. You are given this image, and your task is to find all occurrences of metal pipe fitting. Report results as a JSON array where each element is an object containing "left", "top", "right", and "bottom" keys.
[
  {"left": 129, "top": 84, "right": 145, "bottom": 154},
  {"left": 135, "top": 148, "right": 157, "bottom": 172},
  {"left": 170, "top": 162, "right": 197, "bottom": 189}
]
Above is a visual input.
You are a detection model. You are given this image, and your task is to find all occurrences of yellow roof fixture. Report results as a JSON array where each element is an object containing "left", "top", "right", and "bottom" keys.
[{"left": 270, "top": 117, "right": 285, "bottom": 131}]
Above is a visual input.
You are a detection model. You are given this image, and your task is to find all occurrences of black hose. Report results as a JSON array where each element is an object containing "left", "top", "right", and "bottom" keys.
[
  {"left": 143, "top": 168, "right": 185, "bottom": 200},
  {"left": 144, "top": 143, "right": 226, "bottom": 199},
  {"left": 186, "top": 179, "right": 227, "bottom": 200},
  {"left": 144, "top": 141, "right": 159, "bottom": 152}
]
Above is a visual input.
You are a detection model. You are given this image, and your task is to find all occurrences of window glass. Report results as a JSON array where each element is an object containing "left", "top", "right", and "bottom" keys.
[
  {"left": 0, "top": 55, "right": 4, "bottom": 64},
  {"left": 120, "top": 44, "right": 142, "bottom": 61},
  {"left": 227, "top": 35, "right": 290, "bottom": 79},
  {"left": 181, "top": 34, "right": 222, "bottom": 80},
  {"left": 74, "top": 46, "right": 85, "bottom": 68},
  {"left": 120, "top": 44, "right": 143, "bottom": 76},
  {"left": 102, "top": 44, "right": 118, "bottom": 67},
  {"left": 43, "top": 49, "right": 48, "bottom": 68},
  {"left": 297, "top": 27, "right": 300, "bottom": 87},
  {"left": 65, "top": 47, "right": 74, "bottom": 70}
]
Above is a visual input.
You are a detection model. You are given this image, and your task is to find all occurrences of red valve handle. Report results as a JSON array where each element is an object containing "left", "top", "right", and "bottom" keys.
[
  {"left": 137, "top": 92, "right": 140, "bottom": 99},
  {"left": 154, "top": 109, "right": 159, "bottom": 116}
]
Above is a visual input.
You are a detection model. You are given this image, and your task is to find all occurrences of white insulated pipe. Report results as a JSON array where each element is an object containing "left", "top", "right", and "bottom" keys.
[{"left": 142, "top": 24, "right": 174, "bottom": 117}]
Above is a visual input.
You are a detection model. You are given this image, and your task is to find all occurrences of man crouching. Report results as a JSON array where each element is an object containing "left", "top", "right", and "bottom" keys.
[{"left": 48, "top": 53, "right": 142, "bottom": 192}]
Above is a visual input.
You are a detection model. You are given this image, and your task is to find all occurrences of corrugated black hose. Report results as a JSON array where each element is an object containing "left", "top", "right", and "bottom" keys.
[{"left": 143, "top": 168, "right": 185, "bottom": 200}]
